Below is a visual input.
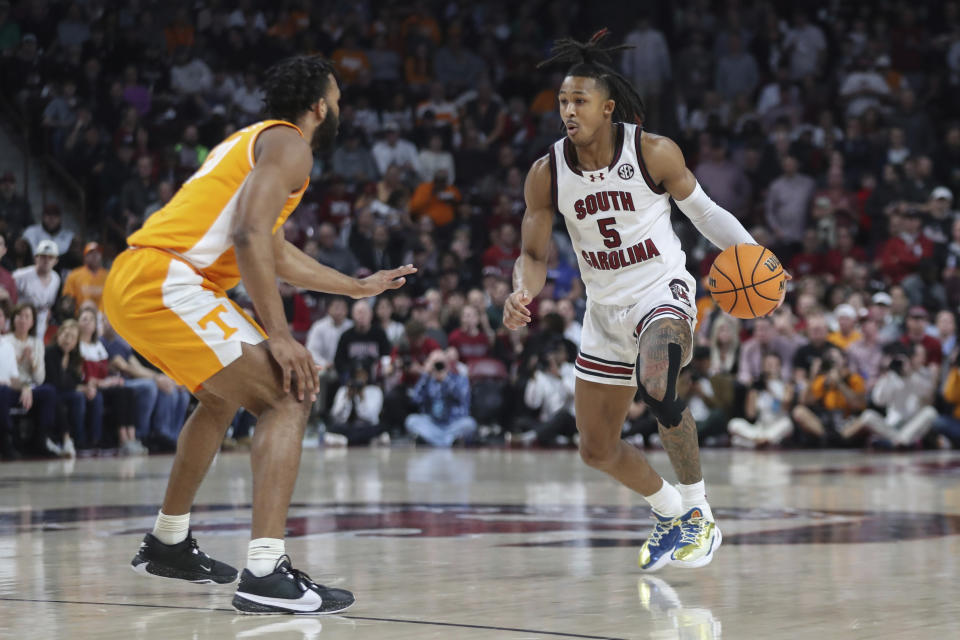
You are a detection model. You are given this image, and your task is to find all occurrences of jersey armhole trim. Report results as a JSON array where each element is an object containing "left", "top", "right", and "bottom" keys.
[
  {"left": 562, "top": 137, "right": 582, "bottom": 176},
  {"left": 607, "top": 123, "right": 625, "bottom": 171},
  {"left": 247, "top": 121, "right": 309, "bottom": 197},
  {"left": 634, "top": 126, "right": 667, "bottom": 195},
  {"left": 548, "top": 146, "right": 559, "bottom": 215}
]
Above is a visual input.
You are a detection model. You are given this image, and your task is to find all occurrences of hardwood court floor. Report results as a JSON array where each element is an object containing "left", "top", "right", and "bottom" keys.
[{"left": 2, "top": 447, "right": 960, "bottom": 639}]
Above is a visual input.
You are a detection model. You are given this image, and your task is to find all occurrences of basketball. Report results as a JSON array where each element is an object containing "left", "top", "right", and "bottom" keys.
[{"left": 707, "top": 244, "right": 786, "bottom": 319}]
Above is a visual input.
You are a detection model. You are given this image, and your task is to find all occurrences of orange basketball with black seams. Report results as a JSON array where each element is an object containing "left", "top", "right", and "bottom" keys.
[{"left": 707, "top": 243, "right": 785, "bottom": 319}]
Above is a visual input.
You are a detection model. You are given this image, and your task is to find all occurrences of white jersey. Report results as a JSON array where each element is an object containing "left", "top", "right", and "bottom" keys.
[{"left": 550, "top": 122, "right": 688, "bottom": 306}]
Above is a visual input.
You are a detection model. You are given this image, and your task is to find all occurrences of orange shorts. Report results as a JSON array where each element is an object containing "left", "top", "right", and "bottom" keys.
[{"left": 103, "top": 247, "right": 267, "bottom": 392}]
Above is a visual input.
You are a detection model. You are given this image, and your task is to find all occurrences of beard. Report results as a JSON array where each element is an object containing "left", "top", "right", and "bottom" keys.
[{"left": 311, "top": 110, "right": 340, "bottom": 152}]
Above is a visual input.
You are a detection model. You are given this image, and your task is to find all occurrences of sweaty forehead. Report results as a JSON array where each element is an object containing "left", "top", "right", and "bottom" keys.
[{"left": 559, "top": 76, "right": 604, "bottom": 96}]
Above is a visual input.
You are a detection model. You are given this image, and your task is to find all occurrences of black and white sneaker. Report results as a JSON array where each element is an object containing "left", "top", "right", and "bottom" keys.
[
  {"left": 131, "top": 531, "right": 238, "bottom": 584},
  {"left": 232, "top": 555, "right": 356, "bottom": 615}
]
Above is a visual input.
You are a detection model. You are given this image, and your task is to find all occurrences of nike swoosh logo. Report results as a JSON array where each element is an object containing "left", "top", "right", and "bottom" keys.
[
  {"left": 199, "top": 564, "right": 213, "bottom": 572},
  {"left": 235, "top": 590, "right": 323, "bottom": 612}
]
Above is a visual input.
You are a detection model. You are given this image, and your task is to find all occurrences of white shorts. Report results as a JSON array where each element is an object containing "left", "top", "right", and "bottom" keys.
[{"left": 574, "top": 273, "right": 698, "bottom": 387}]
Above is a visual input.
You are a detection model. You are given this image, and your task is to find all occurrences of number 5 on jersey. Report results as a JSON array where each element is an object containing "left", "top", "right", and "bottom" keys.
[{"left": 597, "top": 218, "right": 621, "bottom": 248}]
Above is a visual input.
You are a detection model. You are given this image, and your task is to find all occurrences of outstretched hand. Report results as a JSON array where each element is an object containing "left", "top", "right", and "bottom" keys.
[
  {"left": 354, "top": 264, "right": 418, "bottom": 299},
  {"left": 503, "top": 289, "right": 533, "bottom": 330}
]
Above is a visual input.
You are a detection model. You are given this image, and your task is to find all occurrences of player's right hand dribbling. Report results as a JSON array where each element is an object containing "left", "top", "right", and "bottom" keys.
[
  {"left": 503, "top": 289, "right": 533, "bottom": 330},
  {"left": 267, "top": 334, "right": 319, "bottom": 403}
]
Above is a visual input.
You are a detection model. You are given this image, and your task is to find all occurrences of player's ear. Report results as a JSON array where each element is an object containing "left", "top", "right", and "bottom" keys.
[
  {"left": 315, "top": 98, "right": 328, "bottom": 121},
  {"left": 603, "top": 99, "right": 615, "bottom": 118}
]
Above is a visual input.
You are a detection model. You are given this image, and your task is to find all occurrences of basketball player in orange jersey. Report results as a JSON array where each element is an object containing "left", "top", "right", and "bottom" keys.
[
  {"left": 103, "top": 56, "right": 415, "bottom": 614},
  {"left": 505, "top": 32, "right": 773, "bottom": 572}
]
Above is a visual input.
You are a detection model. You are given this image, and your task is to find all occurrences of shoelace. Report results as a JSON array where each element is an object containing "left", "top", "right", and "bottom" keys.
[
  {"left": 647, "top": 517, "right": 675, "bottom": 547},
  {"left": 277, "top": 554, "right": 326, "bottom": 590},
  {"left": 677, "top": 518, "right": 706, "bottom": 546},
  {"left": 188, "top": 537, "right": 210, "bottom": 560}
]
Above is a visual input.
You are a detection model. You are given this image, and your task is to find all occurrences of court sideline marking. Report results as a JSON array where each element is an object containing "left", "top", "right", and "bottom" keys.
[{"left": 0, "top": 596, "right": 628, "bottom": 640}]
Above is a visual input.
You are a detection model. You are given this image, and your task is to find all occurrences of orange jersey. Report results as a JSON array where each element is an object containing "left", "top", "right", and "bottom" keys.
[
  {"left": 62, "top": 265, "right": 108, "bottom": 309},
  {"left": 127, "top": 120, "right": 309, "bottom": 291}
]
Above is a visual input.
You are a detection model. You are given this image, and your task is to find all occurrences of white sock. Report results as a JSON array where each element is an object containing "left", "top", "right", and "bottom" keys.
[
  {"left": 247, "top": 538, "right": 285, "bottom": 577},
  {"left": 152, "top": 511, "right": 190, "bottom": 545},
  {"left": 677, "top": 479, "right": 714, "bottom": 520},
  {"left": 643, "top": 478, "right": 683, "bottom": 518}
]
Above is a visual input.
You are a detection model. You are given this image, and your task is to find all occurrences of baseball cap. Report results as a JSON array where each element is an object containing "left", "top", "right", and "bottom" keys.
[
  {"left": 35, "top": 239, "right": 59, "bottom": 257},
  {"left": 42, "top": 203, "right": 61, "bottom": 216},
  {"left": 83, "top": 241, "right": 101, "bottom": 256},
  {"left": 481, "top": 265, "right": 504, "bottom": 279},
  {"left": 871, "top": 292, "right": 892, "bottom": 306},
  {"left": 908, "top": 305, "right": 929, "bottom": 319},
  {"left": 834, "top": 303, "right": 857, "bottom": 320},
  {"left": 932, "top": 186, "right": 954, "bottom": 202}
]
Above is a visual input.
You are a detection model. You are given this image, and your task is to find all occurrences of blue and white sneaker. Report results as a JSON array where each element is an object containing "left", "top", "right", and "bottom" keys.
[
  {"left": 671, "top": 507, "right": 722, "bottom": 568},
  {"left": 638, "top": 511, "right": 681, "bottom": 572}
]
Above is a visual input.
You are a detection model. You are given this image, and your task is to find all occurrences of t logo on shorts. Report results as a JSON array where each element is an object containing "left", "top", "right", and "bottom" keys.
[{"left": 198, "top": 304, "right": 238, "bottom": 340}]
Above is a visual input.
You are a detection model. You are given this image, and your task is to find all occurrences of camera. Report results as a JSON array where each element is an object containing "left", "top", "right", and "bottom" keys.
[
  {"left": 889, "top": 356, "right": 907, "bottom": 376},
  {"left": 433, "top": 360, "right": 446, "bottom": 372}
]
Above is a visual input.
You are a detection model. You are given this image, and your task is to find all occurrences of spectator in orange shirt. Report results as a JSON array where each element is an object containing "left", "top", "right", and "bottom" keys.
[
  {"left": 331, "top": 32, "right": 371, "bottom": 85},
  {"left": 792, "top": 345, "right": 866, "bottom": 444},
  {"left": 164, "top": 7, "right": 195, "bottom": 54},
  {"left": 61, "top": 242, "right": 108, "bottom": 310},
  {"left": 400, "top": 4, "right": 441, "bottom": 45},
  {"left": 404, "top": 42, "right": 433, "bottom": 91},
  {"left": 410, "top": 169, "right": 461, "bottom": 227},
  {"left": 827, "top": 303, "right": 862, "bottom": 350},
  {"left": 530, "top": 73, "right": 563, "bottom": 116}
]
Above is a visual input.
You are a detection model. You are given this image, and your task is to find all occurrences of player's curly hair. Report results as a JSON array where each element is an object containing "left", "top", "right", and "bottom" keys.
[
  {"left": 537, "top": 29, "right": 646, "bottom": 126},
  {"left": 262, "top": 55, "right": 338, "bottom": 124}
]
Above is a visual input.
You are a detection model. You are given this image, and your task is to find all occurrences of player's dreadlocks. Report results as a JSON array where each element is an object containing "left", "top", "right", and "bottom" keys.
[
  {"left": 262, "top": 55, "right": 338, "bottom": 124},
  {"left": 537, "top": 29, "right": 646, "bottom": 125}
]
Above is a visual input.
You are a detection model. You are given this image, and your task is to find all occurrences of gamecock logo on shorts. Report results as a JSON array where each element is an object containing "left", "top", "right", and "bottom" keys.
[
  {"left": 669, "top": 278, "right": 691, "bottom": 305},
  {"left": 617, "top": 164, "right": 635, "bottom": 180}
]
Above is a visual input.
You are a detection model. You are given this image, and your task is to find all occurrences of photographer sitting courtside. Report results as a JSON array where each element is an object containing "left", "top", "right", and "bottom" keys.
[
  {"left": 324, "top": 362, "right": 387, "bottom": 447},
  {"left": 792, "top": 345, "right": 866, "bottom": 445},
  {"left": 841, "top": 344, "right": 938, "bottom": 447},
  {"left": 404, "top": 349, "right": 476, "bottom": 446},
  {"left": 514, "top": 342, "right": 576, "bottom": 446}
]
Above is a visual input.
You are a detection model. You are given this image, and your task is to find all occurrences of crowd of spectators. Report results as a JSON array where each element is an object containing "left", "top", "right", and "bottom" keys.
[{"left": 3, "top": 0, "right": 960, "bottom": 458}]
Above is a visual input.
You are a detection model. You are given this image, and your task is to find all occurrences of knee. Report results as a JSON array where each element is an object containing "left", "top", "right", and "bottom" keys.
[
  {"left": 271, "top": 393, "right": 312, "bottom": 421},
  {"left": 578, "top": 434, "right": 619, "bottom": 470},
  {"left": 637, "top": 371, "right": 668, "bottom": 403}
]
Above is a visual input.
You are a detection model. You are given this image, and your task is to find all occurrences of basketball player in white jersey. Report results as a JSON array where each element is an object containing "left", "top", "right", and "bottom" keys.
[{"left": 505, "top": 31, "right": 760, "bottom": 571}]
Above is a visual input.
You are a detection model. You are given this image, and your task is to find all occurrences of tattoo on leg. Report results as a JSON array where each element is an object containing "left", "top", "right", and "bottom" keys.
[
  {"left": 658, "top": 408, "right": 702, "bottom": 484},
  {"left": 637, "top": 318, "right": 701, "bottom": 484},
  {"left": 636, "top": 319, "right": 692, "bottom": 380}
]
